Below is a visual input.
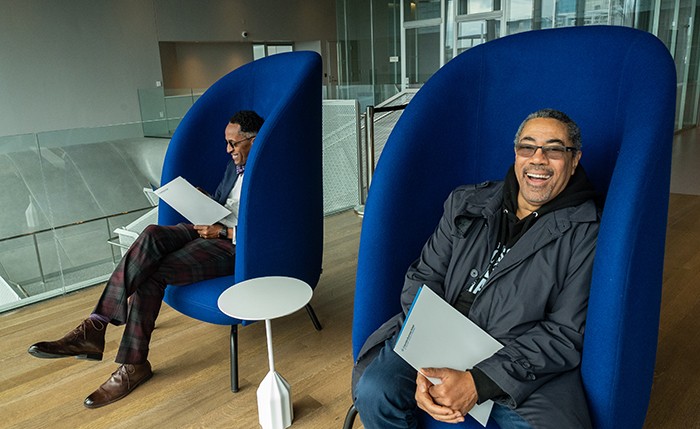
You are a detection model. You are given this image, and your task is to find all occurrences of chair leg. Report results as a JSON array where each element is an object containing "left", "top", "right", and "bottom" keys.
[
  {"left": 230, "top": 325, "right": 239, "bottom": 392},
  {"left": 342, "top": 403, "right": 358, "bottom": 429},
  {"left": 305, "top": 303, "right": 322, "bottom": 331}
]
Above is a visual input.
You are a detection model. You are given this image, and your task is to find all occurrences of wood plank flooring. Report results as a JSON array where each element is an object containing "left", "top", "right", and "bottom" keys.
[{"left": 1, "top": 194, "right": 699, "bottom": 429}]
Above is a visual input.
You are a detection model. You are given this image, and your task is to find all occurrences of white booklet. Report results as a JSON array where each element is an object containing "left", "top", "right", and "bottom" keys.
[
  {"left": 154, "top": 176, "right": 231, "bottom": 225},
  {"left": 393, "top": 285, "right": 503, "bottom": 427}
]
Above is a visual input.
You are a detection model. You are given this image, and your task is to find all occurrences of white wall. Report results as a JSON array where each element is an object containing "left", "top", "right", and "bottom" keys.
[{"left": 0, "top": 0, "right": 163, "bottom": 136}]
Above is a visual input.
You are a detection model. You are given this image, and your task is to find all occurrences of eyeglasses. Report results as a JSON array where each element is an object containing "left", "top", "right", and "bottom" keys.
[
  {"left": 515, "top": 143, "right": 577, "bottom": 160},
  {"left": 226, "top": 135, "right": 255, "bottom": 150}
]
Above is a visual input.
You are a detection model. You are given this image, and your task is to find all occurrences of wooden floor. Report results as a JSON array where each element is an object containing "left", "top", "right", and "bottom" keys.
[{"left": 1, "top": 194, "right": 699, "bottom": 429}]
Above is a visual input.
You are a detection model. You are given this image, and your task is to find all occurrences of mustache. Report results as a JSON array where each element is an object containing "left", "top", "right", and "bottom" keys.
[{"left": 523, "top": 166, "right": 554, "bottom": 175}]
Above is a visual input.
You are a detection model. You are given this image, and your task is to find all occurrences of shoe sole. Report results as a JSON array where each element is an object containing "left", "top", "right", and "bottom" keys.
[
  {"left": 27, "top": 346, "right": 103, "bottom": 361},
  {"left": 83, "top": 371, "right": 153, "bottom": 409}
]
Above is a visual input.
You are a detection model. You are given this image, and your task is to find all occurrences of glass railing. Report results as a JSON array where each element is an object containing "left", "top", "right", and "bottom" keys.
[
  {"left": 137, "top": 88, "right": 205, "bottom": 137},
  {"left": 0, "top": 98, "right": 366, "bottom": 313},
  {"left": 0, "top": 123, "right": 169, "bottom": 313}
]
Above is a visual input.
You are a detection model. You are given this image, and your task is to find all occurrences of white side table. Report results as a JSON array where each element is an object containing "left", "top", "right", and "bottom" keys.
[{"left": 217, "top": 276, "right": 313, "bottom": 429}]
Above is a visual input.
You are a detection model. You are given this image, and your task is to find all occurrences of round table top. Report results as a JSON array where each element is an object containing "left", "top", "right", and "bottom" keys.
[{"left": 217, "top": 276, "right": 313, "bottom": 321}]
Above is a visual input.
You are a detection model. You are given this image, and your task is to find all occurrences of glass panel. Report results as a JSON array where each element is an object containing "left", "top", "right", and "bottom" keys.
[
  {"left": 406, "top": 25, "right": 441, "bottom": 87},
  {"left": 684, "top": 6, "right": 700, "bottom": 127},
  {"left": 675, "top": 0, "right": 698, "bottom": 128},
  {"left": 658, "top": 0, "right": 688, "bottom": 126},
  {"left": 583, "top": 0, "right": 611, "bottom": 24},
  {"left": 458, "top": 0, "right": 498, "bottom": 13},
  {"left": 405, "top": 0, "right": 442, "bottom": 21},
  {"left": 164, "top": 90, "right": 197, "bottom": 134},
  {"left": 657, "top": 0, "right": 677, "bottom": 50},
  {"left": 40, "top": 220, "right": 115, "bottom": 292},
  {"left": 253, "top": 44, "right": 266, "bottom": 60},
  {"left": 555, "top": 0, "right": 580, "bottom": 27},
  {"left": 623, "top": 0, "right": 655, "bottom": 30},
  {"left": 335, "top": 0, "right": 402, "bottom": 107},
  {"left": 0, "top": 132, "right": 50, "bottom": 305},
  {"left": 0, "top": 235, "right": 46, "bottom": 298},
  {"left": 446, "top": 0, "right": 456, "bottom": 60},
  {"left": 0, "top": 123, "right": 165, "bottom": 312},
  {"left": 610, "top": 0, "right": 626, "bottom": 24},
  {"left": 375, "top": 0, "right": 402, "bottom": 102},
  {"left": 456, "top": 20, "right": 501, "bottom": 55},
  {"left": 137, "top": 88, "right": 170, "bottom": 138},
  {"left": 267, "top": 45, "right": 294, "bottom": 56},
  {"left": 537, "top": 0, "right": 556, "bottom": 28},
  {"left": 508, "top": 0, "right": 534, "bottom": 33}
]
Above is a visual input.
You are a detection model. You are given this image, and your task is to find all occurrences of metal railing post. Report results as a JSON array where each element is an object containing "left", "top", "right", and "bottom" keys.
[
  {"left": 366, "top": 105, "right": 376, "bottom": 191},
  {"left": 32, "top": 234, "right": 47, "bottom": 291}
]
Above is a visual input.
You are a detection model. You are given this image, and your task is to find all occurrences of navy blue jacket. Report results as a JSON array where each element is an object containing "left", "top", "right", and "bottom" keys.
[{"left": 212, "top": 161, "right": 240, "bottom": 205}]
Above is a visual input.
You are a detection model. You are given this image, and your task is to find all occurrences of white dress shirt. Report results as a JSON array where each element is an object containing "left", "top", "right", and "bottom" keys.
[{"left": 218, "top": 173, "right": 244, "bottom": 244}]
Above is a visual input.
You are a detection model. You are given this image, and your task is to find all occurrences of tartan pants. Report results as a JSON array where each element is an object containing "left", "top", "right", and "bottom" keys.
[{"left": 94, "top": 223, "right": 235, "bottom": 364}]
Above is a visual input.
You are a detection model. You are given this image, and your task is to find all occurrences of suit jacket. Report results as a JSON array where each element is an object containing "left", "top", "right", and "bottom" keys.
[{"left": 212, "top": 161, "right": 240, "bottom": 205}]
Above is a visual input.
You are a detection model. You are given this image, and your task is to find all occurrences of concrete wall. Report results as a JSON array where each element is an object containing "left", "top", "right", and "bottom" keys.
[
  {"left": 154, "top": 0, "right": 337, "bottom": 43},
  {"left": 154, "top": 0, "right": 337, "bottom": 90},
  {"left": 159, "top": 42, "right": 254, "bottom": 89},
  {"left": 0, "top": 0, "right": 163, "bottom": 136},
  {"left": 0, "top": 0, "right": 337, "bottom": 138}
]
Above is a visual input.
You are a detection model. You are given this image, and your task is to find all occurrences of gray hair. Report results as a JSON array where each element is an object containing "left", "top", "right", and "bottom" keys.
[{"left": 514, "top": 108, "right": 582, "bottom": 150}]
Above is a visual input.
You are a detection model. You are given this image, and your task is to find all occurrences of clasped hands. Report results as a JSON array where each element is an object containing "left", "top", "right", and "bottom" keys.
[{"left": 415, "top": 367, "right": 479, "bottom": 424}]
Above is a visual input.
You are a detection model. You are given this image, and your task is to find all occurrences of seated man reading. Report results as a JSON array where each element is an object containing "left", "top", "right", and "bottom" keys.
[
  {"left": 28, "top": 110, "right": 264, "bottom": 408},
  {"left": 353, "top": 109, "right": 600, "bottom": 429}
]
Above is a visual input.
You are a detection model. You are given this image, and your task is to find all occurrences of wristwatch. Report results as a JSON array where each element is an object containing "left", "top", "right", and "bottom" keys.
[{"left": 219, "top": 226, "right": 228, "bottom": 239}]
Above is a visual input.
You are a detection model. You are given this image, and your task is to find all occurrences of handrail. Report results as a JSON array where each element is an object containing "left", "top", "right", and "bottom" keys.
[
  {"left": 356, "top": 102, "right": 408, "bottom": 216},
  {"left": 0, "top": 206, "right": 154, "bottom": 244},
  {"left": 0, "top": 206, "right": 153, "bottom": 292}
]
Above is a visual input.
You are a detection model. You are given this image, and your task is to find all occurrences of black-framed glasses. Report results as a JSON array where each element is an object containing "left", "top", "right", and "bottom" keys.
[
  {"left": 515, "top": 143, "right": 577, "bottom": 160},
  {"left": 226, "top": 135, "right": 255, "bottom": 150}
]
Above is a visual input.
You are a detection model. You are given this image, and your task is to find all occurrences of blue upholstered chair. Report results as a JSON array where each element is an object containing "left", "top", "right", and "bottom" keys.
[
  {"left": 158, "top": 51, "right": 324, "bottom": 392},
  {"left": 344, "top": 26, "right": 675, "bottom": 429}
]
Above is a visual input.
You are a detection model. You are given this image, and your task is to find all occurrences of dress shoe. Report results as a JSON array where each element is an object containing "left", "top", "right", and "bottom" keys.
[
  {"left": 84, "top": 361, "right": 153, "bottom": 408},
  {"left": 27, "top": 318, "right": 106, "bottom": 361}
]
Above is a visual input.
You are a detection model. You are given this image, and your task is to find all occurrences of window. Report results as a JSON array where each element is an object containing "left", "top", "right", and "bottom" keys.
[{"left": 253, "top": 44, "right": 293, "bottom": 61}]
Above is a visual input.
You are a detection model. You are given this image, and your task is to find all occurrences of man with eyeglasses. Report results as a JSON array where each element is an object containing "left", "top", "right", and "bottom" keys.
[
  {"left": 27, "top": 110, "right": 264, "bottom": 408},
  {"left": 353, "top": 109, "right": 599, "bottom": 429}
]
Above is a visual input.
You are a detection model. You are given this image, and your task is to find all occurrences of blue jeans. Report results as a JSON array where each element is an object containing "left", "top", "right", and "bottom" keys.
[{"left": 354, "top": 335, "right": 531, "bottom": 429}]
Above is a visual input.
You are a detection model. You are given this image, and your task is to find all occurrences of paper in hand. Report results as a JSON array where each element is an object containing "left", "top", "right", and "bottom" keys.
[
  {"left": 154, "top": 176, "right": 231, "bottom": 225},
  {"left": 393, "top": 285, "right": 503, "bottom": 426}
]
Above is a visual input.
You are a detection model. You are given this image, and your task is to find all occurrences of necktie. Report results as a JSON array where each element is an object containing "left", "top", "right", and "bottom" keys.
[{"left": 236, "top": 164, "right": 245, "bottom": 175}]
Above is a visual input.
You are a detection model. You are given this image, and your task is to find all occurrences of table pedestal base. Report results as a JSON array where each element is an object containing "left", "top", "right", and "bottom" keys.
[{"left": 257, "top": 370, "right": 293, "bottom": 429}]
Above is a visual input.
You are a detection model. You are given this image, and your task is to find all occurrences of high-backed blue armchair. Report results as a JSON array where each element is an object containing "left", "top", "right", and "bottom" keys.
[
  {"left": 159, "top": 51, "right": 323, "bottom": 392},
  {"left": 344, "top": 26, "right": 675, "bottom": 429}
]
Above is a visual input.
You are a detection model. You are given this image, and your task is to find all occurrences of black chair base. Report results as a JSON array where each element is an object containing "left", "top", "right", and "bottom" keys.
[
  {"left": 343, "top": 404, "right": 358, "bottom": 429},
  {"left": 229, "top": 303, "right": 322, "bottom": 392},
  {"left": 306, "top": 303, "right": 323, "bottom": 331},
  {"left": 230, "top": 325, "right": 239, "bottom": 392}
]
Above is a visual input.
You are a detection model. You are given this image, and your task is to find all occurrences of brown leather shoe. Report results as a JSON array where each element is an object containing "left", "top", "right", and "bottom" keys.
[
  {"left": 84, "top": 361, "right": 153, "bottom": 409},
  {"left": 28, "top": 318, "right": 106, "bottom": 361}
]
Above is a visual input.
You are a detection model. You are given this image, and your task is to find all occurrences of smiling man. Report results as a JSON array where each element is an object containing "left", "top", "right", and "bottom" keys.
[
  {"left": 353, "top": 109, "right": 600, "bottom": 429},
  {"left": 27, "top": 110, "right": 264, "bottom": 408}
]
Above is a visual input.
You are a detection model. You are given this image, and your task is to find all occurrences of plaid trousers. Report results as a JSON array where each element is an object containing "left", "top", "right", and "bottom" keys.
[{"left": 94, "top": 223, "right": 235, "bottom": 364}]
